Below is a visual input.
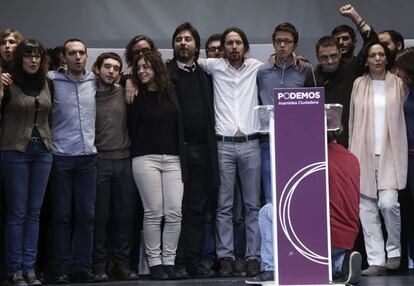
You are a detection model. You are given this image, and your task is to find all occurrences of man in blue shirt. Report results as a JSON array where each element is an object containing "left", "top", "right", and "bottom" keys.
[
  {"left": 48, "top": 39, "right": 97, "bottom": 284},
  {"left": 256, "top": 23, "right": 311, "bottom": 204}
]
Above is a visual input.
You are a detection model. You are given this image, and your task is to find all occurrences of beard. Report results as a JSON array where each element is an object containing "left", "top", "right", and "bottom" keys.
[
  {"left": 174, "top": 48, "right": 195, "bottom": 61},
  {"left": 339, "top": 45, "right": 354, "bottom": 59}
]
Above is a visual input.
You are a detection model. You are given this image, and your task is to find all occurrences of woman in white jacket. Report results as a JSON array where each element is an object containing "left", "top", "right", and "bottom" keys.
[{"left": 349, "top": 40, "right": 407, "bottom": 276}]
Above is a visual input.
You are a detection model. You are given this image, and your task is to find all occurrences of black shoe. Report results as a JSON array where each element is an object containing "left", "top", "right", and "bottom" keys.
[
  {"left": 174, "top": 265, "right": 189, "bottom": 279},
  {"left": 233, "top": 259, "right": 247, "bottom": 276},
  {"left": 149, "top": 265, "right": 168, "bottom": 280},
  {"left": 94, "top": 272, "right": 109, "bottom": 282},
  {"left": 24, "top": 272, "right": 42, "bottom": 286},
  {"left": 245, "top": 271, "right": 274, "bottom": 284},
  {"left": 163, "top": 265, "right": 177, "bottom": 280},
  {"left": 8, "top": 272, "right": 28, "bottom": 286},
  {"left": 246, "top": 259, "right": 260, "bottom": 277},
  {"left": 70, "top": 269, "right": 95, "bottom": 283},
  {"left": 111, "top": 264, "right": 138, "bottom": 281},
  {"left": 187, "top": 265, "right": 216, "bottom": 278},
  {"left": 219, "top": 257, "right": 234, "bottom": 277},
  {"left": 92, "top": 264, "right": 109, "bottom": 282},
  {"left": 52, "top": 273, "right": 69, "bottom": 284}
]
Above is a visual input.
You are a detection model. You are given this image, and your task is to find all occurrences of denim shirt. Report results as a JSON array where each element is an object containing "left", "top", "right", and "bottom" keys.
[
  {"left": 257, "top": 62, "right": 310, "bottom": 128},
  {"left": 257, "top": 62, "right": 311, "bottom": 105},
  {"left": 48, "top": 68, "right": 97, "bottom": 156}
]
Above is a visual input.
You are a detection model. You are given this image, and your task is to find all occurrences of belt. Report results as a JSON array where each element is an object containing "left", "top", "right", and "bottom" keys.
[
  {"left": 29, "top": 137, "right": 42, "bottom": 143},
  {"left": 409, "top": 148, "right": 414, "bottom": 156},
  {"left": 216, "top": 134, "right": 259, "bottom": 143},
  {"left": 259, "top": 134, "right": 269, "bottom": 144}
]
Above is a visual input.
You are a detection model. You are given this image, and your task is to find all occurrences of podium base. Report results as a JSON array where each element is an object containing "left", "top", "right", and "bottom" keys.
[{"left": 245, "top": 280, "right": 342, "bottom": 286}]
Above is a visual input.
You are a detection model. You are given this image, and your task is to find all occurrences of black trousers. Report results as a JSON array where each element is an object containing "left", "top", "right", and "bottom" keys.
[
  {"left": 93, "top": 158, "right": 137, "bottom": 267},
  {"left": 176, "top": 144, "right": 212, "bottom": 270},
  {"left": 50, "top": 155, "right": 97, "bottom": 274},
  {"left": 0, "top": 177, "right": 6, "bottom": 280}
]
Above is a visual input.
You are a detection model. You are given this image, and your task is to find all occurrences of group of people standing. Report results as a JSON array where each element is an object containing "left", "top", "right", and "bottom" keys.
[{"left": 0, "top": 3, "right": 414, "bottom": 286}]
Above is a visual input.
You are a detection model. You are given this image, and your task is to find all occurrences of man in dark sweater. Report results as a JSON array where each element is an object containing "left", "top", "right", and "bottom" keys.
[
  {"left": 305, "top": 36, "right": 353, "bottom": 148},
  {"left": 306, "top": 4, "right": 377, "bottom": 148},
  {"left": 170, "top": 22, "right": 219, "bottom": 279},
  {"left": 92, "top": 52, "right": 138, "bottom": 281}
]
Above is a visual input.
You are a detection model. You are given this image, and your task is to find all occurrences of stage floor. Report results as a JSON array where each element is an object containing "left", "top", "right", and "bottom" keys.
[{"left": 45, "top": 272, "right": 414, "bottom": 286}]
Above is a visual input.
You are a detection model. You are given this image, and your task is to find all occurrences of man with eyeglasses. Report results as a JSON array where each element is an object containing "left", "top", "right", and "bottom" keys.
[
  {"left": 257, "top": 22, "right": 311, "bottom": 205},
  {"left": 305, "top": 36, "right": 357, "bottom": 148},
  {"left": 205, "top": 34, "right": 224, "bottom": 59}
]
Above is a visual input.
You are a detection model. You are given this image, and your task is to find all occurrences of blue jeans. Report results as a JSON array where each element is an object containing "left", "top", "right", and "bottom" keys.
[
  {"left": 259, "top": 203, "right": 345, "bottom": 280},
  {"left": 216, "top": 140, "right": 261, "bottom": 260},
  {"left": 1, "top": 142, "right": 52, "bottom": 275},
  {"left": 261, "top": 143, "right": 272, "bottom": 204},
  {"left": 259, "top": 204, "right": 274, "bottom": 271},
  {"left": 331, "top": 247, "right": 346, "bottom": 280},
  {"left": 50, "top": 155, "right": 97, "bottom": 274},
  {"left": 406, "top": 154, "right": 414, "bottom": 259},
  {"left": 233, "top": 174, "right": 246, "bottom": 260}
]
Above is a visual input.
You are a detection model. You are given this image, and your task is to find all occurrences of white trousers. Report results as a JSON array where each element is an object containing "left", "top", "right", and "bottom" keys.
[
  {"left": 132, "top": 154, "right": 183, "bottom": 267},
  {"left": 360, "top": 189, "right": 401, "bottom": 266}
]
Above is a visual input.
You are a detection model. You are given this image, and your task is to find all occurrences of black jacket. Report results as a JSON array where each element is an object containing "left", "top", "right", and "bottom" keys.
[{"left": 168, "top": 59, "right": 220, "bottom": 190}]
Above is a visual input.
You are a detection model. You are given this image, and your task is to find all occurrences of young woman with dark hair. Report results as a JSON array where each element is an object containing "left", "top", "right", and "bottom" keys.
[
  {"left": 0, "top": 39, "right": 53, "bottom": 286},
  {"left": 127, "top": 51, "right": 187, "bottom": 280}
]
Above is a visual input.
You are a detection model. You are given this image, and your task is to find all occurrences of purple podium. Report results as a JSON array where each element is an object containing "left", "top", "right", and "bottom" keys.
[{"left": 271, "top": 87, "right": 332, "bottom": 286}]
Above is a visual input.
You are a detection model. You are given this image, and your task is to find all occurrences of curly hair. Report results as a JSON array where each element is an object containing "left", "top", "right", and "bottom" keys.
[
  {"left": 131, "top": 51, "right": 171, "bottom": 100},
  {"left": 396, "top": 47, "right": 414, "bottom": 93},
  {"left": 124, "top": 35, "right": 156, "bottom": 67},
  {"left": 11, "top": 39, "right": 48, "bottom": 90}
]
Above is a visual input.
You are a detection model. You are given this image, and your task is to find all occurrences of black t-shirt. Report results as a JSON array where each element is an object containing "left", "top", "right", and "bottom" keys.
[{"left": 128, "top": 89, "right": 179, "bottom": 157}]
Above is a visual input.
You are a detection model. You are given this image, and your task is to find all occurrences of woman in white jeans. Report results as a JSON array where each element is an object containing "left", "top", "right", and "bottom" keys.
[
  {"left": 349, "top": 40, "right": 407, "bottom": 276},
  {"left": 127, "top": 50, "right": 187, "bottom": 280}
]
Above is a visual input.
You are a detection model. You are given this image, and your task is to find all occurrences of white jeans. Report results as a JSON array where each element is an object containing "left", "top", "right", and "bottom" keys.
[
  {"left": 360, "top": 189, "right": 401, "bottom": 266},
  {"left": 132, "top": 154, "right": 183, "bottom": 267}
]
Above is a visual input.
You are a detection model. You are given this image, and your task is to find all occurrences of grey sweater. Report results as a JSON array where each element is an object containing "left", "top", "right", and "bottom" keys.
[{"left": 95, "top": 84, "right": 130, "bottom": 159}]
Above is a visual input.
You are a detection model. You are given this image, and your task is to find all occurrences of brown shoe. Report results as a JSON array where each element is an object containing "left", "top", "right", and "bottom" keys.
[
  {"left": 246, "top": 259, "right": 260, "bottom": 277},
  {"left": 219, "top": 258, "right": 234, "bottom": 277},
  {"left": 385, "top": 257, "right": 400, "bottom": 270},
  {"left": 361, "top": 265, "right": 386, "bottom": 276}
]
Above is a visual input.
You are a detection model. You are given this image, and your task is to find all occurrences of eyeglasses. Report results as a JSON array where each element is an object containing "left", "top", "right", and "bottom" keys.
[
  {"left": 23, "top": 53, "right": 41, "bottom": 60},
  {"left": 133, "top": 47, "right": 151, "bottom": 55},
  {"left": 273, "top": 38, "right": 295, "bottom": 45},
  {"left": 207, "top": 46, "right": 223, "bottom": 53},
  {"left": 318, "top": 54, "right": 340, "bottom": 62}
]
